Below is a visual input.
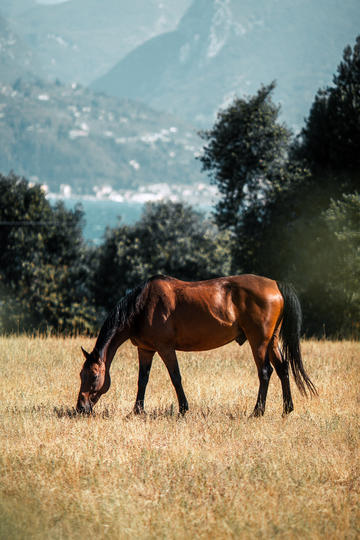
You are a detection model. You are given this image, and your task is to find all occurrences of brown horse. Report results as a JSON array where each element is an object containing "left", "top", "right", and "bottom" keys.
[{"left": 77, "top": 274, "right": 317, "bottom": 417}]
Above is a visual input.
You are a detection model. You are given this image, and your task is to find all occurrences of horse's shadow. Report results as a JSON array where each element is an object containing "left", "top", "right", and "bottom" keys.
[
  {"left": 53, "top": 406, "right": 79, "bottom": 418},
  {"left": 53, "top": 406, "right": 111, "bottom": 419},
  {"left": 53, "top": 404, "right": 249, "bottom": 421},
  {"left": 53, "top": 404, "right": 180, "bottom": 420}
]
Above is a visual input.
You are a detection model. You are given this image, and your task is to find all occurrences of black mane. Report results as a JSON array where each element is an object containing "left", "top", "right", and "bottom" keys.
[{"left": 94, "top": 275, "right": 171, "bottom": 355}]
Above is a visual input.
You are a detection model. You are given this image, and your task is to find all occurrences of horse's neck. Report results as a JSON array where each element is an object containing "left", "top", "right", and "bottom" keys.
[{"left": 100, "top": 329, "right": 129, "bottom": 366}]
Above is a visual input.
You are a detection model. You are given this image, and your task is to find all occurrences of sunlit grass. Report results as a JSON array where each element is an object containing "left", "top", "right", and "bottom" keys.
[{"left": 1, "top": 337, "right": 359, "bottom": 539}]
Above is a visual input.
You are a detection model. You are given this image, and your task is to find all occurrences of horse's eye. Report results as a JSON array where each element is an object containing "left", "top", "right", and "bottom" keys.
[{"left": 90, "top": 373, "right": 99, "bottom": 384}]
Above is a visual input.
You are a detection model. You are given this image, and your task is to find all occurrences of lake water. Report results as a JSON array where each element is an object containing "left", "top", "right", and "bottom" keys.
[
  {"left": 53, "top": 198, "right": 144, "bottom": 244},
  {"left": 50, "top": 197, "right": 213, "bottom": 244}
]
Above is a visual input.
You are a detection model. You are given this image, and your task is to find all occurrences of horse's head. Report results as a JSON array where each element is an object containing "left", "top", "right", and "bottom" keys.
[{"left": 76, "top": 347, "right": 109, "bottom": 414}]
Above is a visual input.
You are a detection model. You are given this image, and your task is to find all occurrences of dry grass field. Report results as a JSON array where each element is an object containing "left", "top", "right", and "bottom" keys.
[{"left": 0, "top": 336, "right": 359, "bottom": 539}]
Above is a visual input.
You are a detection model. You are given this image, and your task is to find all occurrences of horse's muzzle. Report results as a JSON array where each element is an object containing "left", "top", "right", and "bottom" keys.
[{"left": 76, "top": 394, "right": 93, "bottom": 414}]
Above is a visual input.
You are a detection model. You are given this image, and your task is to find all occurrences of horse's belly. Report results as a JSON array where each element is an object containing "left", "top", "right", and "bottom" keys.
[
  {"left": 173, "top": 319, "right": 238, "bottom": 351},
  {"left": 175, "top": 338, "right": 235, "bottom": 352}
]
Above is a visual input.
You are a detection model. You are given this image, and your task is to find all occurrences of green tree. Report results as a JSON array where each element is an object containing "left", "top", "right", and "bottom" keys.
[
  {"left": 199, "top": 82, "right": 291, "bottom": 232},
  {"left": 295, "top": 35, "right": 360, "bottom": 193},
  {"left": 93, "top": 201, "right": 231, "bottom": 313},
  {"left": 0, "top": 172, "right": 96, "bottom": 334}
]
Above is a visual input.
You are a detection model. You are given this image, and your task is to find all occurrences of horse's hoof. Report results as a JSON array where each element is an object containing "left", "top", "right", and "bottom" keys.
[
  {"left": 132, "top": 407, "right": 147, "bottom": 417},
  {"left": 249, "top": 409, "right": 264, "bottom": 419},
  {"left": 125, "top": 409, "right": 145, "bottom": 420}
]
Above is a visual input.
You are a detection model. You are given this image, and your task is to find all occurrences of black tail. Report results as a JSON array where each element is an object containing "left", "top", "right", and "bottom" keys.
[{"left": 277, "top": 282, "right": 317, "bottom": 396}]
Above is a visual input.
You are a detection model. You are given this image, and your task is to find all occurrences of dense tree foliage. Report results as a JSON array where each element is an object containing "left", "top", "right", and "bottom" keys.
[
  {"left": 0, "top": 172, "right": 96, "bottom": 333},
  {"left": 298, "top": 194, "right": 360, "bottom": 337}
]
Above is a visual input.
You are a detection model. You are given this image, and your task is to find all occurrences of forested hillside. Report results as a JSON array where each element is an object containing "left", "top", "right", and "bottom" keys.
[{"left": 0, "top": 79, "right": 202, "bottom": 192}]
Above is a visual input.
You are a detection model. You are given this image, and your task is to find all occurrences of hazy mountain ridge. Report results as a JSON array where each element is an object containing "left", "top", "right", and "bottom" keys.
[
  {"left": 92, "top": 0, "right": 360, "bottom": 128},
  {"left": 0, "top": 78, "right": 202, "bottom": 194},
  {"left": 10, "top": 0, "right": 192, "bottom": 84}
]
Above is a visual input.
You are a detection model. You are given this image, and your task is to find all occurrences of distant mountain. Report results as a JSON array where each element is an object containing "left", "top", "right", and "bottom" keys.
[
  {"left": 0, "top": 15, "right": 44, "bottom": 83},
  {"left": 92, "top": 0, "right": 360, "bottom": 129},
  {"left": 11, "top": 0, "right": 191, "bottom": 84},
  {"left": 0, "top": 78, "right": 202, "bottom": 194}
]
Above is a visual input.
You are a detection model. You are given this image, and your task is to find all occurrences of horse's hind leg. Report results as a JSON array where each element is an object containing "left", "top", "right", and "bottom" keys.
[
  {"left": 158, "top": 349, "right": 189, "bottom": 415},
  {"left": 249, "top": 342, "right": 273, "bottom": 417},
  {"left": 269, "top": 337, "right": 294, "bottom": 416},
  {"left": 134, "top": 348, "right": 155, "bottom": 414}
]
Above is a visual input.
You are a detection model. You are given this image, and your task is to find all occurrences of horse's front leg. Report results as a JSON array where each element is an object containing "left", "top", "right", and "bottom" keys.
[
  {"left": 158, "top": 349, "right": 189, "bottom": 415},
  {"left": 134, "top": 348, "right": 155, "bottom": 414}
]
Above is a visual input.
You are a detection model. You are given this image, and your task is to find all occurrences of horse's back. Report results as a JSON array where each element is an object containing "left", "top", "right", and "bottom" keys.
[{"left": 147, "top": 274, "right": 281, "bottom": 310}]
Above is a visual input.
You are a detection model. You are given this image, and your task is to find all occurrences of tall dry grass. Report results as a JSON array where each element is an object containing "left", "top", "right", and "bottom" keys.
[{"left": 0, "top": 336, "right": 359, "bottom": 539}]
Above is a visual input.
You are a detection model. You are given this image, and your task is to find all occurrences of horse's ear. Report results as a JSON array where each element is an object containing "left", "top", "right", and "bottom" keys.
[{"left": 81, "top": 346, "right": 90, "bottom": 360}]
